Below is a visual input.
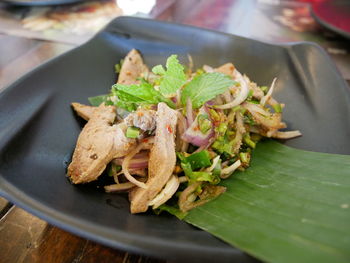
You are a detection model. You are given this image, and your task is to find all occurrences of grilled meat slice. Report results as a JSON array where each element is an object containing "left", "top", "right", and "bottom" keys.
[
  {"left": 68, "top": 104, "right": 135, "bottom": 184},
  {"left": 71, "top": 102, "right": 95, "bottom": 121},
  {"left": 129, "top": 103, "right": 178, "bottom": 213},
  {"left": 117, "top": 49, "right": 148, "bottom": 85}
]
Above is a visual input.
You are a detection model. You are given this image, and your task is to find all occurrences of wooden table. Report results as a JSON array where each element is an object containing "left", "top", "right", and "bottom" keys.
[
  {"left": 0, "top": 1, "right": 349, "bottom": 262},
  {"left": 0, "top": 34, "right": 165, "bottom": 263}
]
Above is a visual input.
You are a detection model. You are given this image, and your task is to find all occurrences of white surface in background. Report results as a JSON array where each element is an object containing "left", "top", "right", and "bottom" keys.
[{"left": 117, "top": 0, "right": 156, "bottom": 15}]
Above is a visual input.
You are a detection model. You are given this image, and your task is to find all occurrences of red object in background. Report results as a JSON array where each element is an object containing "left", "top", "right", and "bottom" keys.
[
  {"left": 297, "top": 0, "right": 325, "bottom": 2},
  {"left": 311, "top": 0, "right": 350, "bottom": 38}
]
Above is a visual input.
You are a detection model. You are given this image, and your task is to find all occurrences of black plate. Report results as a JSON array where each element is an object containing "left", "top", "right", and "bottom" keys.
[
  {"left": 0, "top": 17, "right": 349, "bottom": 263},
  {"left": 311, "top": 0, "right": 350, "bottom": 39}
]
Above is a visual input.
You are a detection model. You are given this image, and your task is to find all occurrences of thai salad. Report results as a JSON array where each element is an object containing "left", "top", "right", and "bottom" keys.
[{"left": 67, "top": 49, "right": 301, "bottom": 215}]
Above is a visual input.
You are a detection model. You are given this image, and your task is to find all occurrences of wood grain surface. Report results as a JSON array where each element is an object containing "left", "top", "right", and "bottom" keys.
[{"left": 0, "top": 207, "right": 164, "bottom": 263}]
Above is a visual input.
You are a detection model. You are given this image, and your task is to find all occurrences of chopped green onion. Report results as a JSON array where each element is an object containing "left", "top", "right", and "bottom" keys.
[
  {"left": 186, "top": 150, "right": 211, "bottom": 170},
  {"left": 247, "top": 89, "right": 254, "bottom": 98},
  {"left": 247, "top": 100, "right": 260, "bottom": 104},
  {"left": 232, "top": 106, "right": 241, "bottom": 112},
  {"left": 197, "top": 114, "right": 212, "bottom": 134},
  {"left": 217, "top": 123, "right": 227, "bottom": 134},
  {"left": 115, "top": 59, "right": 124, "bottom": 73},
  {"left": 108, "top": 163, "right": 121, "bottom": 177},
  {"left": 239, "top": 152, "right": 250, "bottom": 164},
  {"left": 243, "top": 134, "right": 256, "bottom": 148},
  {"left": 191, "top": 171, "right": 220, "bottom": 184},
  {"left": 273, "top": 103, "right": 282, "bottom": 113},
  {"left": 240, "top": 108, "right": 247, "bottom": 114},
  {"left": 126, "top": 126, "right": 140, "bottom": 138},
  {"left": 260, "top": 86, "right": 268, "bottom": 94},
  {"left": 209, "top": 109, "right": 220, "bottom": 121}
]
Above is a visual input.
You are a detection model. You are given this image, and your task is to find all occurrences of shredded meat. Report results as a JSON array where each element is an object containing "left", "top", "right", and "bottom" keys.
[
  {"left": 232, "top": 112, "right": 245, "bottom": 153},
  {"left": 129, "top": 103, "right": 178, "bottom": 213},
  {"left": 117, "top": 49, "right": 149, "bottom": 85},
  {"left": 67, "top": 104, "right": 135, "bottom": 184},
  {"left": 124, "top": 109, "right": 157, "bottom": 131}
]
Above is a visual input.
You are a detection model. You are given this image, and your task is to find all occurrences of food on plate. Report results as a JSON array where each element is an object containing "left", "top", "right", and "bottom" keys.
[{"left": 67, "top": 49, "right": 301, "bottom": 214}]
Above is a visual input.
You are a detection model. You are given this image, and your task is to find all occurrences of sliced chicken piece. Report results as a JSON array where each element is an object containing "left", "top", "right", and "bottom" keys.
[
  {"left": 117, "top": 49, "right": 149, "bottom": 85},
  {"left": 67, "top": 104, "right": 135, "bottom": 184},
  {"left": 124, "top": 109, "right": 157, "bottom": 131},
  {"left": 71, "top": 102, "right": 95, "bottom": 121},
  {"left": 129, "top": 103, "right": 178, "bottom": 213}
]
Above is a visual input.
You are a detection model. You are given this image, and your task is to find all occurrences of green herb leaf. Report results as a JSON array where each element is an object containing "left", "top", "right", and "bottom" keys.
[
  {"left": 186, "top": 150, "right": 212, "bottom": 170},
  {"left": 152, "top": 65, "right": 166, "bottom": 75},
  {"left": 185, "top": 140, "right": 350, "bottom": 263},
  {"left": 180, "top": 159, "right": 219, "bottom": 184},
  {"left": 181, "top": 73, "right": 235, "bottom": 109},
  {"left": 243, "top": 134, "right": 256, "bottom": 148},
  {"left": 88, "top": 94, "right": 109, "bottom": 106},
  {"left": 155, "top": 204, "right": 187, "bottom": 220},
  {"left": 190, "top": 171, "right": 220, "bottom": 184},
  {"left": 108, "top": 163, "right": 121, "bottom": 177},
  {"left": 212, "top": 158, "right": 222, "bottom": 177},
  {"left": 153, "top": 55, "right": 186, "bottom": 97},
  {"left": 114, "top": 58, "right": 124, "bottom": 74},
  {"left": 273, "top": 103, "right": 282, "bottom": 113},
  {"left": 112, "top": 82, "right": 175, "bottom": 110},
  {"left": 113, "top": 83, "right": 162, "bottom": 104}
]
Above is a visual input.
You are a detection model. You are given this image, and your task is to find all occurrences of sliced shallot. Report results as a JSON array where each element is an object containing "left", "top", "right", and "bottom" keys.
[
  {"left": 214, "top": 69, "right": 249, "bottom": 109},
  {"left": 122, "top": 138, "right": 154, "bottom": 189},
  {"left": 148, "top": 175, "right": 180, "bottom": 209},
  {"left": 221, "top": 160, "right": 241, "bottom": 179},
  {"left": 272, "top": 130, "right": 302, "bottom": 139},
  {"left": 260, "top": 78, "right": 277, "bottom": 106},
  {"left": 104, "top": 182, "right": 135, "bottom": 193},
  {"left": 205, "top": 155, "right": 221, "bottom": 172}
]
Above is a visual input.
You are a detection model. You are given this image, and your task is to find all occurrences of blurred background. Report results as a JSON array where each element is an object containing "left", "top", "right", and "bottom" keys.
[{"left": 0, "top": 0, "right": 349, "bottom": 90}]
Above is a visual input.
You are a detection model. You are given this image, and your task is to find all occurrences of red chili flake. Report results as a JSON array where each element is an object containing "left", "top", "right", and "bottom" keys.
[
  {"left": 142, "top": 138, "right": 149, "bottom": 143},
  {"left": 166, "top": 125, "right": 173, "bottom": 133}
]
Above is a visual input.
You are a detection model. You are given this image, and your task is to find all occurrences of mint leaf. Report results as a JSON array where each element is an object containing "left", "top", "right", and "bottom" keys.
[
  {"left": 181, "top": 72, "right": 235, "bottom": 109},
  {"left": 88, "top": 94, "right": 109, "bottom": 106},
  {"left": 113, "top": 83, "right": 162, "bottom": 104},
  {"left": 112, "top": 82, "right": 175, "bottom": 111},
  {"left": 115, "top": 99, "right": 137, "bottom": 112},
  {"left": 153, "top": 55, "right": 186, "bottom": 97},
  {"left": 152, "top": 65, "right": 165, "bottom": 75}
]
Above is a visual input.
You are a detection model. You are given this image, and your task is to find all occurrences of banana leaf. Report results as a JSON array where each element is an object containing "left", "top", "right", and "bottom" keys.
[{"left": 185, "top": 140, "right": 350, "bottom": 263}]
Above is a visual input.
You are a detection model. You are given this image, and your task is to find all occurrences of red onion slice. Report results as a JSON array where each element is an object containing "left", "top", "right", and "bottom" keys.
[{"left": 182, "top": 106, "right": 214, "bottom": 147}]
